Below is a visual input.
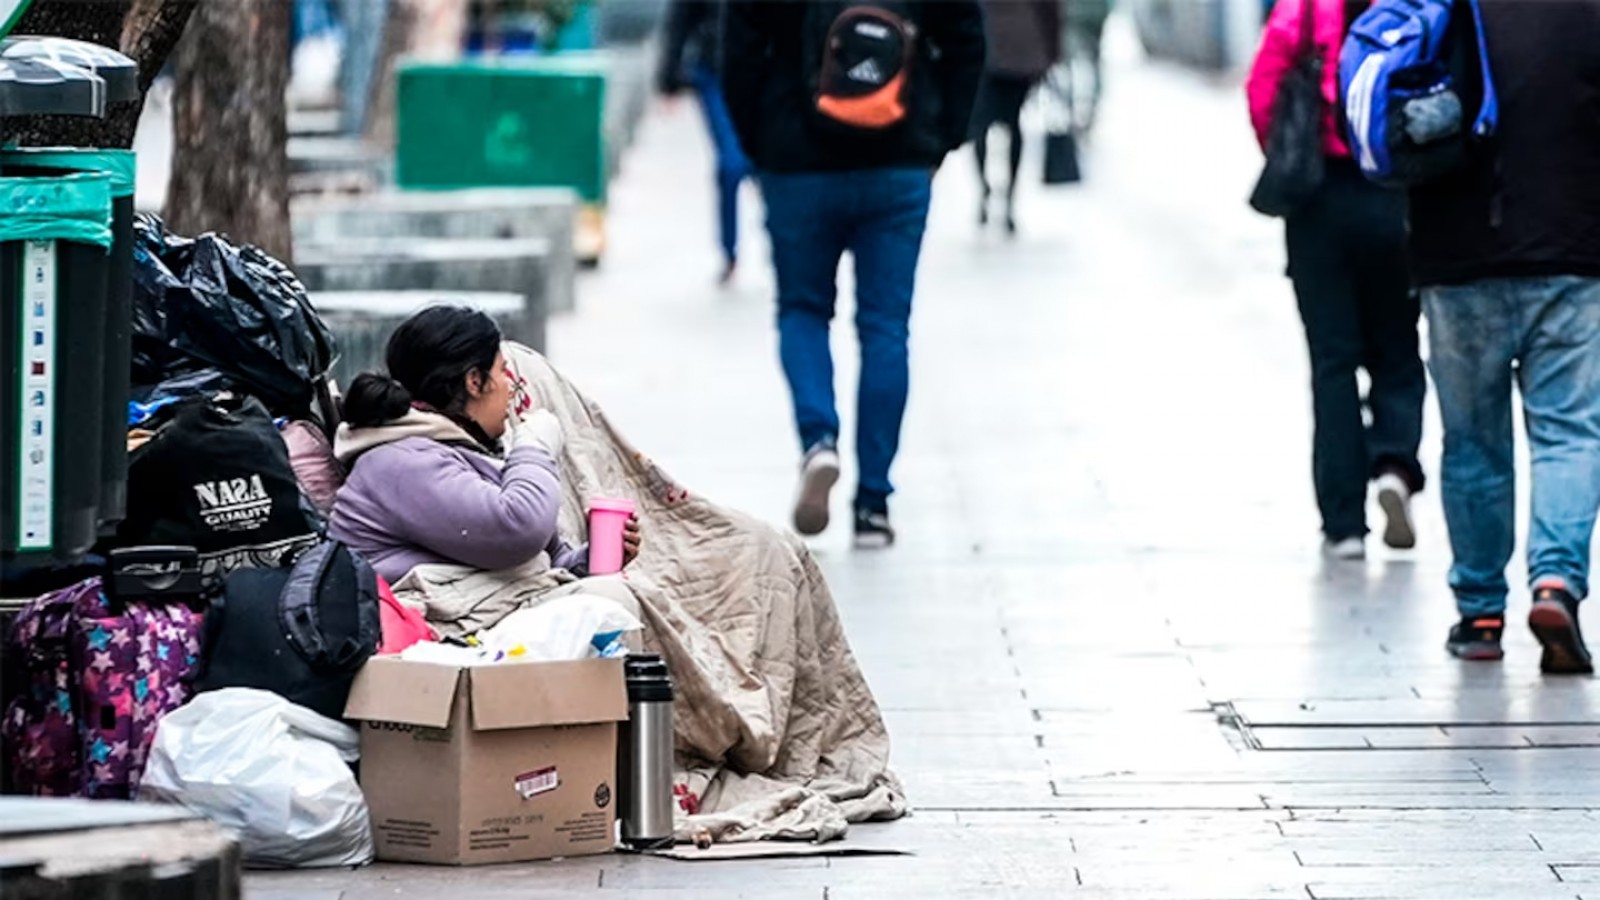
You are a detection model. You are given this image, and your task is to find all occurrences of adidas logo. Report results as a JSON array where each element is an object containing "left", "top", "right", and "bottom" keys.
[{"left": 847, "top": 58, "right": 885, "bottom": 85}]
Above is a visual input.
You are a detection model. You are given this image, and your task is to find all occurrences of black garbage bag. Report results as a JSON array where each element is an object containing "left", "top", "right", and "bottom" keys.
[{"left": 131, "top": 214, "right": 337, "bottom": 422}]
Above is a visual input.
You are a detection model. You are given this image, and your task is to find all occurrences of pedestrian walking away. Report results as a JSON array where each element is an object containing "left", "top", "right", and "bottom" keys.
[
  {"left": 1064, "top": 0, "right": 1113, "bottom": 132},
  {"left": 657, "top": 0, "right": 753, "bottom": 284},
  {"left": 1390, "top": 0, "right": 1600, "bottom": 673},
  {"left": 972, "top": 0, "right": 1061, "bottom": 234},
  {"left": 1247, "top": 0, "right": 1426, "bottom": 564},
  {"left": 722, "top": 0, "right": 986, "bottom": 548}
]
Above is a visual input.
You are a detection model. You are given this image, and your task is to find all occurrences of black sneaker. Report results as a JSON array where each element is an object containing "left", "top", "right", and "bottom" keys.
[
  {"left": 1446, "top": 615, "right": 1505, "bottom": 661},
  {"left": 853, "top": 508, "right": 895, "bottom": 549},
  {"left": 792, "top": 439, "right": 840, "bottom": 537},
  {"left": 1528, "top": 585, "right": 1593, "bottom": 675}
]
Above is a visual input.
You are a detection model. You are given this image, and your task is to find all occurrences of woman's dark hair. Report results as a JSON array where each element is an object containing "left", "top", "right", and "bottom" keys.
[{"left": 342, "top": 306, "right": 503, "bottom": 429}]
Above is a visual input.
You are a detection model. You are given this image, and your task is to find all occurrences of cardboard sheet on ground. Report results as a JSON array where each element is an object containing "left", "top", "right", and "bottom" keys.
[{"left": 388, "top": 343, "right": 907, "bottom": 845}]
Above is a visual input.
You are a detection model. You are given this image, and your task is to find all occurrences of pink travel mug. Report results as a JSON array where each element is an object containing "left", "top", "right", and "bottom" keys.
[{"left": 587, "top": 497, "right": 636, "bottom": 575}]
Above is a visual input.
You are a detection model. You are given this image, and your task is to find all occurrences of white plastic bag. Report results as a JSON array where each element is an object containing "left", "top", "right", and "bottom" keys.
[
  {"left": 481, "top": 594, "right": 644, "bottom": 662},
  {"left": 139, "top": 688, "right": 374, "bottom": 868}
]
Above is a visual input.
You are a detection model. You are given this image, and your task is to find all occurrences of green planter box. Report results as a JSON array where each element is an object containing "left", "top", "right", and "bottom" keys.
[{"left": 397, "top": 58, "right": 607, "bottom": 203}]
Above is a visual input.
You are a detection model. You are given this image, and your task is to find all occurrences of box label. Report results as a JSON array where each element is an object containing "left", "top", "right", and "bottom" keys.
[
  {"left": 376, "top": 818, "right": 442, "bottom": 851},
  {"left": 468, "top": 814, "right": 551, "bottom": 854},
  {"left": 515, "top": 766, "right": 560, "bottom": 800},
  {"left": 365, "top": 721, "right": 451, "bottom": 743},
  {"left": 555, "top": 811, "right": 612, "bottom": 846}
]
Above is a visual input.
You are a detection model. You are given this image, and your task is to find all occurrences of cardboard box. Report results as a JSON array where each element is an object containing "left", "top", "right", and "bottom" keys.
[{"left": 344, "top": 656, "right": 626, "bottom": 865}]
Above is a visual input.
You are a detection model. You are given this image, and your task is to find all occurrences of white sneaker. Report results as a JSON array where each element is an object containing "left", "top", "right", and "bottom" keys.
[
  {"left": 1375, "top": 473, "right": 1417, "bottom": 550},
  {"left": 792, "top": 443, "right": 840, "bottom": 536},
  {"left": 1323, "top": 536, "right": 1366, "bottom": 561}
]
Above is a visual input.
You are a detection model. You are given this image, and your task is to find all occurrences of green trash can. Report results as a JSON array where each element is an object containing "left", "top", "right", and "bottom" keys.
[
  {"left": 4, "top": 148, "right": 135, "bottom": 536},
  {"left": 396, "top": 58, "right": 608, "bottom": 202},
  {"left": 397, "top": 57, "right": 610, "bottom": 263},
  {"left": 0, "top": 173, "right": 114, "bottom": 564}
]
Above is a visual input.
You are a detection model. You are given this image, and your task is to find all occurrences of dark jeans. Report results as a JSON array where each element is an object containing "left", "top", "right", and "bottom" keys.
[
  {"left": 760, "top": 168, "right": 933, "bottom": 514},
  {"left": 1285, "top": 162, "right": 1425, "bottom": 540},
  {"left": 691, "top": 66, "right": 752, "bottom": 265}
]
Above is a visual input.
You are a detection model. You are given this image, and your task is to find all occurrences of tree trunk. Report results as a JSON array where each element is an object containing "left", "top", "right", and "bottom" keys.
[
  {"left": 3, "top": 0, "right": 198, "bottom": 149},
  {"left": 166, "top": 0, "right": 293, "bottom": 262}
]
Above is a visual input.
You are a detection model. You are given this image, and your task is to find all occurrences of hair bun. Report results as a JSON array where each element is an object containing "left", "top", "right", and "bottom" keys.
[{"left": 343, "top": 372, "right": 413, "bottom": 428}]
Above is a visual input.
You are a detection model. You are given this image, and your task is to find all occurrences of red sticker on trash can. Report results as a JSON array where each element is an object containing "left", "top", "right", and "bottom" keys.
[{"left": 515, "top": 767, "right": 560, "bottom": 799}]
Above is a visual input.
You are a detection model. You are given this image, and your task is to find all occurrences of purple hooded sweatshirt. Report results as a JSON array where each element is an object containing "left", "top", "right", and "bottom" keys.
[{"left": 328, "top": 420, "right": 587, "bottom": 584}]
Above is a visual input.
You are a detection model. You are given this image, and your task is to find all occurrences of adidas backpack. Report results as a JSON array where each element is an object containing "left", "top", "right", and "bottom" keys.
[
  {"left": 1339, "top": 0, "right": 1498, "bottom": 187},
  {"left": 804, "top": 1, "right": 920, "bottom": 132}
]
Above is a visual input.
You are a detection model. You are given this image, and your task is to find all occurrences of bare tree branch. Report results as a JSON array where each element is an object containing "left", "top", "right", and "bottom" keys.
[{"left": 122, "top": 0, "right": 199, "bottom": 91}]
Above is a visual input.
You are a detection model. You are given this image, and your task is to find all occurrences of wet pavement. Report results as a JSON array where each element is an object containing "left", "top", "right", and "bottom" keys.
[{"left": 250, "top": 24, "right": 1600, "bottom": 900}]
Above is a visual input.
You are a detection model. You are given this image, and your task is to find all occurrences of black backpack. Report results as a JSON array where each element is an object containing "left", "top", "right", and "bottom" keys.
[
  {"left": 804, "top": 0, "right": 921, "bottom": 132},
  {"left": 117, "top": 395, "right": 322, "bottom": 578},
  {"left": 194, "top": 541, "right": 381, "bottom": 722}
]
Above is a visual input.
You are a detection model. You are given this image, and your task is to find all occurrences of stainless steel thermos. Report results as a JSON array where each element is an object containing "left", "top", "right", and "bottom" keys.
[{"left": 618, "top": 653, "right": 675, "bottom": 849}]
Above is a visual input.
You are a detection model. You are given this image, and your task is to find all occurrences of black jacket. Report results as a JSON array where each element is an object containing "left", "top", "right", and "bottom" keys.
[
  {"left": 1408, "top": 0, "right": 1600, "bottom": 286},
  {"left": 657, "top": 0, "right": 721, "bottom": 95},
  {"left": 983, "top": 0, "right": 1061, "bottom": 80},
  {"left": 721, "top": 0, "right": 987, "bottom": 173}
]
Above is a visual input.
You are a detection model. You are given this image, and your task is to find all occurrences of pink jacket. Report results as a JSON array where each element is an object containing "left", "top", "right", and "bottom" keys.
[{"left": 1246, "top": 0, "right": 1353, "bottom": 159}]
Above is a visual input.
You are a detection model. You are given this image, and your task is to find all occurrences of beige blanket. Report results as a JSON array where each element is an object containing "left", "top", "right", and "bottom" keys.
[{"left": 393, "top": 343, "right": 906, "bottom": 844}]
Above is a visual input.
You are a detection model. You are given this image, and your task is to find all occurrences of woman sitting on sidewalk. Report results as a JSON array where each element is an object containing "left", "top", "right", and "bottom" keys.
[
  {"left": 328, "top": 307, "right": 905, "bottom": 846},
  {"left": 328, "top": 306, "right": 640, "bottom": 583}
]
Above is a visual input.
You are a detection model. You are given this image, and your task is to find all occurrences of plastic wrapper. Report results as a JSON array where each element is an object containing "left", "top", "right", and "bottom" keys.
[
  {"left": 398, "top": 593, "right": 644, "bottom": 665},
  {"left": 483, "top": 594, "right": 643, "bottom": 660},
  {"left": 2, "top": 148, "right": 137, "bottom": 198},
  {"left": 139, "top": 688, "right": 374, "bottom": 869},
  {"left": 0, "top": 172, "right": 112, "bottom": 247}
]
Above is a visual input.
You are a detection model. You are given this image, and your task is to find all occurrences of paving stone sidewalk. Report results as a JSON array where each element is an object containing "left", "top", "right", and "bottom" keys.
[{"left": 250, "top": 26, "right": 1600, "bottom": 900}]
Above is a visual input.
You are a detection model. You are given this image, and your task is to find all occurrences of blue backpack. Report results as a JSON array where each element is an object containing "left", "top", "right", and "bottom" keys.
[{"left": 1339, "top": 0, "right": 1498, "bottom": 187}]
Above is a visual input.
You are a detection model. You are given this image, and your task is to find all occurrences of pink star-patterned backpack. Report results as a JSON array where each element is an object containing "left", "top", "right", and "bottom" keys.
[{"left": 2, "top": 548, "right": 206, "bottom": 799}]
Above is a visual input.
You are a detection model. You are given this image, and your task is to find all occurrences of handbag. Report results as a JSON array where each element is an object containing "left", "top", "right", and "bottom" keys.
[
  {"left": 1042, "top": 64, "right": 1082, "bottom": 186},
  {"left": 1249, "top": 0, "right": 1326, "bottom": 217}
]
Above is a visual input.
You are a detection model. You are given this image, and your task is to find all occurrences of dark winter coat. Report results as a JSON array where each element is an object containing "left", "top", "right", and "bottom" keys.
[
  {"left": 1408, "top": 0, "right": 1600, "bottom": 286},
  {"left": 982, "top": 0, "right": 1061, "bottom": 80},
  {"left": 721, "top": 0, "right": 988, "bottom": 173},
  {"left": 657, "top": 0, "right": 721, "bottom": 94}
]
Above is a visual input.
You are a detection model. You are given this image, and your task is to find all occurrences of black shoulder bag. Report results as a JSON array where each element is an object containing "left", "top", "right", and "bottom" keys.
[{"left": 1249, "top": 0, "right": 1326, "bottom": 218}]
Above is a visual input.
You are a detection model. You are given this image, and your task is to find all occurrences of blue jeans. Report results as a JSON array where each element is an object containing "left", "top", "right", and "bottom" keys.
[
  {"left": 761, "top": 168, "right": 933, "bottom": 514},
  {"left": 1424, "top": 276, "right": 1600, "bottom": 617},
  {"left": 691, "top": 66, "right": 751, "bottom": 265}
]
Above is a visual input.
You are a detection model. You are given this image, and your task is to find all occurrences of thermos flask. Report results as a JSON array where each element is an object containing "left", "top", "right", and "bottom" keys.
[{"left": 618, "top": 653, "right": 675, "bottom": 849}]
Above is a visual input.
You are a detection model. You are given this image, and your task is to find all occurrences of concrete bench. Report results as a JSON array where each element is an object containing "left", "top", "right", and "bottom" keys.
[
  {"left": 293, "top": 238, "right": 551, "bottom": 355},
  {"left": 288, "top": 136, "right": 393, "bottom": 183},
  {"left": 288, "top": 107, "right": 343, "bottom": 138},
  {"left": 607, "top": 46, "right": 655, "bottom": 154},
  {"left": 291, "top": 188, "right": 578, "bottom": 313},
  {"left": 308, "top": 290, "right": 526, "bottom": 387},
  {"left": 0, "top": 799, "right": 240, "bottom": 896}
]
